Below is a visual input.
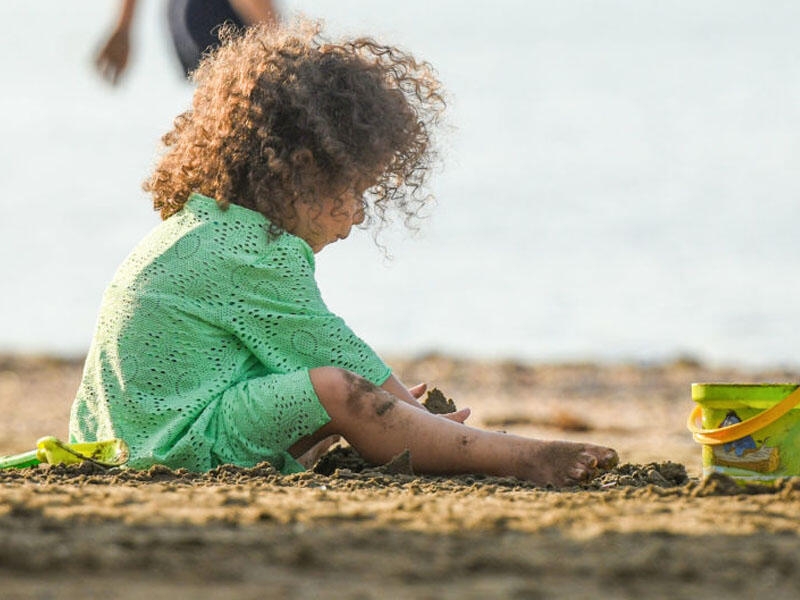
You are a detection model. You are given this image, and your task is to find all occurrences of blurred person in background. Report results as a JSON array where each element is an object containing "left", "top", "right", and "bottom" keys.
[{"left": 96, "top": 0, "right": 278, "bottom": 83}]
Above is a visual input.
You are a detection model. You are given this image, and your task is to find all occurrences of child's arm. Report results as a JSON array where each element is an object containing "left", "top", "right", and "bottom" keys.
[
  {"left": 228, "top": 239, "right": 471, "bottom": 422},
  {"left": 380, "top": 374, "right": 426, "bottom": 408}
]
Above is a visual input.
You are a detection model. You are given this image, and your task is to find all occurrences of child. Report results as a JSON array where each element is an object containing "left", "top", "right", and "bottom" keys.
[{"left": 70, "top": 21, "right": 618, "bottom": 487}]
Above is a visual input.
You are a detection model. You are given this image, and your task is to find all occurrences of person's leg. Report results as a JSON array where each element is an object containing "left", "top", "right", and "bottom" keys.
[{"left": 290, "top": 367, "right": 618, "bottom": 487}]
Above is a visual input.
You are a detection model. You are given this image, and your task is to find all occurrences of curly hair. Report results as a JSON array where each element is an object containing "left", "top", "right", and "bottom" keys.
[{"left": 144, "top": 20, "right": 446, "bottom": 237}]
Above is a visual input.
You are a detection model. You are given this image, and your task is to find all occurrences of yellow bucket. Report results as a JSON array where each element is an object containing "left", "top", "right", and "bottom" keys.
[{"left": 687, "top": 383, "right": 800, "bottom": 484}]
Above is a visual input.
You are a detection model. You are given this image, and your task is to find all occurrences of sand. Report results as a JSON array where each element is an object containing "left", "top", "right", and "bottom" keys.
[{"left": 1, "top": 353, "right": 800, "bottom": 599}]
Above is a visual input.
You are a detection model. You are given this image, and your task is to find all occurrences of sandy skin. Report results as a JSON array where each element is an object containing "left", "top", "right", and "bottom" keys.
[{"left": 293, "top": 367, "right": 618, "bottom": 487}]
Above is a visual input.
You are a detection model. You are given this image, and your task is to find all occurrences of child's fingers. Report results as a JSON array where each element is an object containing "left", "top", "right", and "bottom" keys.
[
  {"left": 407, "top": 382, "right": 427, "bottom": 399},
  {"left": 442, "top": 407, "right": 471, "bottom": 424}
]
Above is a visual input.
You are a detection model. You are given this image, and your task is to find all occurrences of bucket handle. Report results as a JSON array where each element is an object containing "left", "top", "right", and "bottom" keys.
[{"left": 687, "top": 387, "right": 800, "bottom": 445}]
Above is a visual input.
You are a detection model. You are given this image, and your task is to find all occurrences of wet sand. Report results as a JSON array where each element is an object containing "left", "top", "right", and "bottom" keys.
[{"left": 1, "top": 354, "right": 799, "bottom": 599}]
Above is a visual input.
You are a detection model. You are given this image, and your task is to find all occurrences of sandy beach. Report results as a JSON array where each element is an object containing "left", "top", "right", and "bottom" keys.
[{"left": 1, "top": 353, "right": 799, "bottom": 599}]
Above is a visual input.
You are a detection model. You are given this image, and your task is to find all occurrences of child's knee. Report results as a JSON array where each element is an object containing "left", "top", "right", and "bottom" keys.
[
  {"left": 308, "top": 367, "right": 379, "bottom": 416},
  {"left": 309, "top": 366, "right": 348, "bottom": 400}
]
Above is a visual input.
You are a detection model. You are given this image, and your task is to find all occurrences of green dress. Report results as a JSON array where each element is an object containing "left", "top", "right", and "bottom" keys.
[{"left": 69, "top": 193, "right": 391, "bottom": 473}]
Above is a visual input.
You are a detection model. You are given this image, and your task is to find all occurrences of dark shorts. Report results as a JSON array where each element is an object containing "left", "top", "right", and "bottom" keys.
[{"left": 167, "top": 0, "right": 245, "bottom": 77}]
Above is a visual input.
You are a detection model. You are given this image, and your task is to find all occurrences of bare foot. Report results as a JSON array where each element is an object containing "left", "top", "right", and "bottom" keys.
[
  {"left": 297, "top": 434, "right": 341, "bottom": 469},
  {"left": 517, "top": 440, "right": 618, "bottom": 488}
]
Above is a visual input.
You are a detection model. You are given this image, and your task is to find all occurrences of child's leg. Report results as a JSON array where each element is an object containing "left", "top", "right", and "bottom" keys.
[
  {"left": 295, "top": 434, "right": 340, "bottom": 469},
  {"left": 291, "top": 367, "right": 618, "bottom": 487}
]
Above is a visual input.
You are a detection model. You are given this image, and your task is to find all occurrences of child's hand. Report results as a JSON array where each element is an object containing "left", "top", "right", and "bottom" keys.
[
  {"left": 411, "top": 382, "right": 471, "bottom": 423},
  {"left": 408, "top": 382, "right": 427, "bottom": 399},
  {"left": 441, "top": 407, "right": 471, "bottom": 424},
  {"left": 382, "top": 376, "right": 471, "bottom": 421}
]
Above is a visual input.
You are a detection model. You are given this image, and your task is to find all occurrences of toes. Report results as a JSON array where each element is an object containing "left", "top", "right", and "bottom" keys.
[
  {"left": 582, "top": 446, "right": 619, "bottom": 471},
  {"left": 567, "top": 466, "right": 591, "bottom": 482},
  {"left": 562, "top": 464, "right": 597, "bottom": 486},
  {"left": 597, "top": 448, "right": 619, "bottom": 470},
  {"left": 526, "top": 442, "right": 619, "bottom": 487},
  {"left": 563, "top": 452, "right": 609, "bottom": 486}
]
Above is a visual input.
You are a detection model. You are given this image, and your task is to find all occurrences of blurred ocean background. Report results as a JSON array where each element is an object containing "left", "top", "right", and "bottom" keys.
[{"left": 1, "top": 1, "right": 798, "bottom": 367}]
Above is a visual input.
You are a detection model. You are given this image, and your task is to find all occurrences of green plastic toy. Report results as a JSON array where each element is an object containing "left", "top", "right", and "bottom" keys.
[
  {"left": 688, "top": 383, "right": 800, "bottom": 484},
  {"left": 0, "top": 436, "right": 129, "bottom": 469}
]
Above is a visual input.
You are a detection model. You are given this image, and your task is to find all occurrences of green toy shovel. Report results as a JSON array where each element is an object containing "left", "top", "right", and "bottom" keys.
[{"left": 0, "top": 436, "right": 129, "bottom": 469}]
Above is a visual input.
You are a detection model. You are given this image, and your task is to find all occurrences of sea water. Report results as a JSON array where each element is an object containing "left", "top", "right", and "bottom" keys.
[{"left": 1, "top": 0, "right": 799, "bottom": 367}]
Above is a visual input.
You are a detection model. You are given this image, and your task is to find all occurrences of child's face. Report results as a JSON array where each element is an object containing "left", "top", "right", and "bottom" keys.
[{"left": 292, "top": 190, "right": 366, "bottom": 253}]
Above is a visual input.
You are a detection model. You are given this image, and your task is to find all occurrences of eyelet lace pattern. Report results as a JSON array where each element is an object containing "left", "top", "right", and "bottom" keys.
[{"left": 69, "top": 194, "right": 390, "bottom": 472}]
